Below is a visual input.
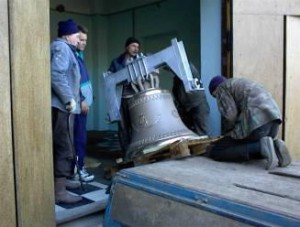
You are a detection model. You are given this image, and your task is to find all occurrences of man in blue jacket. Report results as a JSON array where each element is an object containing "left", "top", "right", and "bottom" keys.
[
  {"left": 108, "top": 37, "right": 140, "bottom": 154},
  {"left": 51, "top": 19, "right": 82, "bottom": 204},
  {"left": 72, "top": 25, "right": 94, "bottom": 182}
]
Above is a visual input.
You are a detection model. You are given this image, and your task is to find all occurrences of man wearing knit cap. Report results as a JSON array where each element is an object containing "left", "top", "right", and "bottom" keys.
[
  {"left": 51, "top": 19, "right": 82, "bottom": 204},
  {"left": 108, "top": 37, "right": 141, "bottom": 154},
  {"left": 207, "top": 76, "right": 291, "bottom": 170}
]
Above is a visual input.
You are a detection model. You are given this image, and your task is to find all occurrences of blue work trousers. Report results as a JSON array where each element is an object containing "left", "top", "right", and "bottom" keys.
[{"left": 74, "top": 113, "right": 87, "bottom": 170}]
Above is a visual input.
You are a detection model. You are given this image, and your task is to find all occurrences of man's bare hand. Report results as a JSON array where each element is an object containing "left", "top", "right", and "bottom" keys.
[{"left": 81, "top": 101, "right": 89, "bottom": 114}]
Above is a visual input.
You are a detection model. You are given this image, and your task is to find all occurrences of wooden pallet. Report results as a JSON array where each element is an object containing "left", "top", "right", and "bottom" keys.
[{"left": 104, "top": 137, "right": 220, "bottom": 179}]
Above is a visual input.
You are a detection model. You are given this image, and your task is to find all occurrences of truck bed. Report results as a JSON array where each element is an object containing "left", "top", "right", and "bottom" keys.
[{"left": 104, "top": 156, "right": 300, "bottom": 226}]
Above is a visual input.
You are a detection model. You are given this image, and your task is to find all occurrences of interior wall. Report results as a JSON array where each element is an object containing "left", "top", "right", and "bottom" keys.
[
  {"left": 201, "top": 0, "right": 222, "bottom": 136},
  {"left": 50, "top": 0, "right": 93, "bottom": 14},
  {"left": 104, "top": 0, "right": 200, "bottom": 130},
  {"left": 50, "top": 0, "right": 201, "bottom": 131}
]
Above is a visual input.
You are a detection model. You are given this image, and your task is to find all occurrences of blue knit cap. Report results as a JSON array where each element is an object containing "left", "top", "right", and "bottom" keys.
[
  {"left": 209, "top": 75, "right": 226, "bottom": 95},
  {"left": 58, "top": 19, "right": 79, "bottom": 37}
]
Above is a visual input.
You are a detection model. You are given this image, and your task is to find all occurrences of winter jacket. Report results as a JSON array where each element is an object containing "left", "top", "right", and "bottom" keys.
[
  {"left": 108, "top": 53, "right": 136, "bottom": 97},
  {"left": 215, "top": 78, "right": 282, "bottom": 139},
  {"left": 51, "top": 38, "right": 81, "bottom": 113},
  {"left": 77, "top": 51, "right": 93, "bottom": 106}
]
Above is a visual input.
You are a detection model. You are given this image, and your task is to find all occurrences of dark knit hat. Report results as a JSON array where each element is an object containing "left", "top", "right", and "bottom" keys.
[
  {"left": 125, "top": 37, "right": 140, "bottom": 47},
  {"left": 58, "top": 19, "right": 79, "bottom": 37},
  {"left": 209, "top": 75, "right": 226, "bottom": 95}
]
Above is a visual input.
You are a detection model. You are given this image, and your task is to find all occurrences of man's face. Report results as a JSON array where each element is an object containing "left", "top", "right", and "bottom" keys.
[
  {"left": 126, "top": 42, "right": 140, "bottom": 57},
  {"left": 212, "top": 89, "right": 217, "bottom": 98},
  {"left": 77, "top": 32, "right": 87, "bottom": 51},
  {"left": 66, "top": 33, "right": 80, "bottom": 47}
]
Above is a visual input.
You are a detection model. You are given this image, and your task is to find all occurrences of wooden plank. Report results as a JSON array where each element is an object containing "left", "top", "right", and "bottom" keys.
[
  {"left": 105, "top": 137, "right": 218, "bottom": 179},
  {"left": 0, "top": 0, "right": 17, "bottom": 226},
  {"left": 128, "top": 157, "right": 300, "bottom": 219},
  {"left": 233, "top": 15, "right": 284, "bottom": 138},
  {"left": 269, "top": 162, "right": 300, "bottom": 178},
  {"left": 233, "top": 14, "right": 284, "bottom": 112},
  {"left": 234, "top": 0, "right": 300, "bottom": 15},
  {"left": 285, "top": 16, "right": 300, "bottom": 161},
  {"left": 112, "top": 184, "right": 251, "bottom": 227},
  {"left": 9, "top": 0, "right": 55, "bottom": 226}
]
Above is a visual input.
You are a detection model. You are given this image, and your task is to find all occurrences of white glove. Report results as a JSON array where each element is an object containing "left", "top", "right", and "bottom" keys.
[{"left": 65, "top": 99, "right": 76, "bottom": 112}]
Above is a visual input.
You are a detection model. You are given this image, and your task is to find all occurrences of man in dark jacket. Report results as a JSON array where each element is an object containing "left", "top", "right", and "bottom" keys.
[
  {"left": 172, "top": 62, "right": 210, "bottom": 136},
  {"left": 207, "top": 76, "right": 291, "bottom": 170},
  {"left": 108, "top": 37, "right": 140, "bottom": 154}
]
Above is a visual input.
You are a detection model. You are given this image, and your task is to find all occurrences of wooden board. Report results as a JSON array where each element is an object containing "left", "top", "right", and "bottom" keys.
[
  {"left": 285, "top": 16, "right": 300, "bottom": 161},
  {"left": 9, "top": 0, "right": 55, "bottom": 226},
  {"left": 269, "top": 162, "right": 300, "bottom": 178},
  {"left": 128, "top": 157, "right": 300, "bottom": 219},
  {"left": 0, "top": 0, "right": 17, "bottom": 226},
  {"left": 135, "top": 137, "right": 219, "bottom": 164},
  {"left": 234, "top": 0, "right": 300, "bottom": 15},
  {"left": 105, "top": 137, "right": 219, "bottom": 179},
  {"left": 233, "top": 14, "right": 284, "bottom": 114}
]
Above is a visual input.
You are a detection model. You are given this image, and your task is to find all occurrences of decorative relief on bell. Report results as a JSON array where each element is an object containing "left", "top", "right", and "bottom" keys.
[{"left": 132, "top": 113, "right": 161, "bottom": 130}]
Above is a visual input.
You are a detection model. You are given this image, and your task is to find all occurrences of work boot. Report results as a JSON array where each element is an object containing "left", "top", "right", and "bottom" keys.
[
  {"left": 66, "top": 179, "right": 81, "bottom": 190},
  {"left": 274, "top": 139, "right": 292, "bottom": 167},
  {"left": 260, "top": 137, "right": 278, "bottom": 170},
  {"left": 55, "top": 177, "right": 82, "bottom": 204}
]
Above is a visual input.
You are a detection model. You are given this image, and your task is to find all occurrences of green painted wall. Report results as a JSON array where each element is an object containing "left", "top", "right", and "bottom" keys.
[
  {"left": 50, "top": 0, "right": 201, "bottom": 131},
  {"left": 201, "top": 0, "right": 222, "bottom": 136}
]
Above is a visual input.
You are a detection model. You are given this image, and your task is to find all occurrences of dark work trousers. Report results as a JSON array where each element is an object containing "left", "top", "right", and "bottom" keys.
[
  {"left": 209, "top": 120, "right": 280, "bottom": 162},
  {"left": 118, "top": 97, "right": 132, "bottom": 155},
  {"left": 187, "top": 96, "right": 210, "bottom": 136},
  {"left": 52, "top": 108, "right": 75, "bottom": 177},
  {"left": 174, "top": 88, "right": 210, "bottom": 136},
  {"left": 74, "top": 113, "right": 87, "bottom": 170}
]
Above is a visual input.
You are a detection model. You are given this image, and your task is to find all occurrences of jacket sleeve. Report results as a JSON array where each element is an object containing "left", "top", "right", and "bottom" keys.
[
  {"left": 51, "top": 44, "right": 74, "bottom": 104},
  {"left": 216, "top": 90, "right": 238, "bottom": 134},
  {"left": 108, "top": 60, "right": 116, "bottom": 73}
]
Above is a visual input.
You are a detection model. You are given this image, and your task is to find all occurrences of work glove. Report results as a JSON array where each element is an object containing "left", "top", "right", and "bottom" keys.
[{"left": 65, "top": 99, "right": 76, "bottom": 112}]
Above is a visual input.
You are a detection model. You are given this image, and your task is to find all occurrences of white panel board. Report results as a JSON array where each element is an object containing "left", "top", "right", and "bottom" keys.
[
  {"left": 285, "top": 16, "right": 300, "bottom": 160},
  {"left": 234, "top": 0, "right": 300, "bottom": 15},
  {"left": 233, "top": 14, "right": 284, "bottom": 112}
]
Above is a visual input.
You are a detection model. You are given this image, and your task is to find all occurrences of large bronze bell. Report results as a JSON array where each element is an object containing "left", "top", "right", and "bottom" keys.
[{"left": 126, "top": 88, "right": 199, "bottom": 159}]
